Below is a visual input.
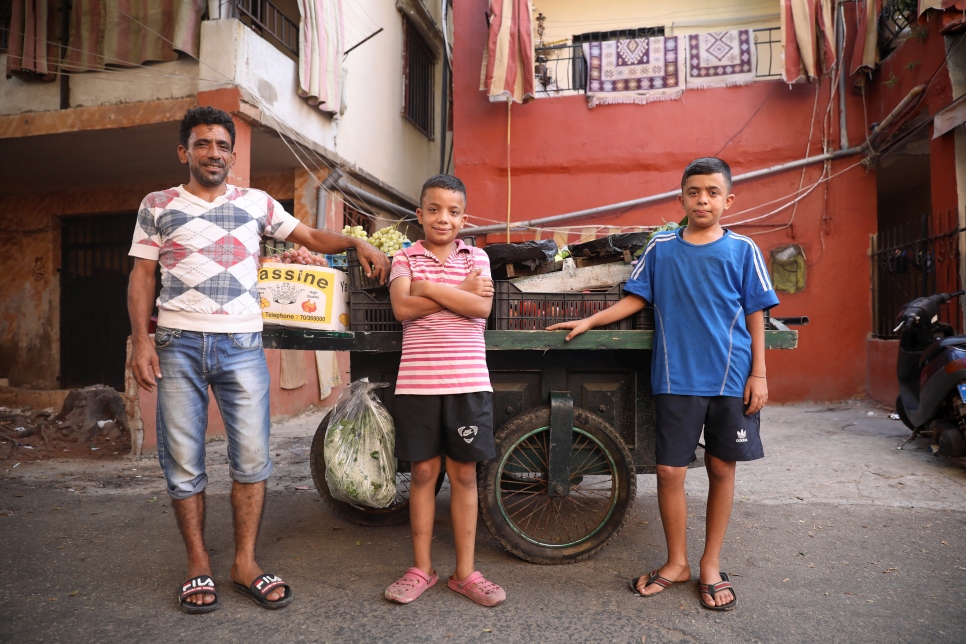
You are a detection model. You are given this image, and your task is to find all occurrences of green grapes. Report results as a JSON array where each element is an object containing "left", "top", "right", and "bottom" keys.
[
  {"left": 342, "top": 225, "right": 369, "bottom": 239},
  {"left": 369, "top": 224, "right": 409, "bottom": 255}
]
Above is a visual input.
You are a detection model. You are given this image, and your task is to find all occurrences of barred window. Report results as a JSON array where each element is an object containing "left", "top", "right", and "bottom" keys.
[
  {"left": 403, "top": 16, "right": 435, "bottom": 138},
  {"left": 344, "top": 204, "right": 374, "bottom": 235},
  {"left": 0, "top": 0, "right": 11, "bottom": 52}
]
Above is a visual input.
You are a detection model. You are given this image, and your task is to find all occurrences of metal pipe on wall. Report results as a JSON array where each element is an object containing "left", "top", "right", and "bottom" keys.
[
  {"left": 838, "top": 0, "right": 849, "bottom": 150},
  {"left": 461, "top": 146, "right": 865, "bottom": 236},
  {"left": 316, "top": 169, "right": 417, "bottom": 224}
]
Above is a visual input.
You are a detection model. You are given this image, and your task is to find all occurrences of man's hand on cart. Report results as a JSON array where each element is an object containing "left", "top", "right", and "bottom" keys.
[
  {"left": 546, "top": 319, "right": 594, "bottom": 342},
  {"left": 355, "top": 240, "right": 390, "bottom": 284}
]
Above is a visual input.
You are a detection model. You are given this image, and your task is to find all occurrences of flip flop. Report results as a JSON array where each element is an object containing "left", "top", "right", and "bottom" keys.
[
  {"left": 629, "top": 570, "right": 677, "bottom": 597},
  {"left": 699, "top": 572, "right": 737, "bottom": 611},
  {"left": 232, "top": 573, "right": 294, "bottom": 610},
  {"left": 179, "top": 575, "right": 218, "bottom": 614}
]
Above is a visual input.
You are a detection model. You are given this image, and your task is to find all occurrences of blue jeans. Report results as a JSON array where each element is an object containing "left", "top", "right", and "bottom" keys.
[{"left": 154, "top": 328, "right": 272, "bottom": 499}]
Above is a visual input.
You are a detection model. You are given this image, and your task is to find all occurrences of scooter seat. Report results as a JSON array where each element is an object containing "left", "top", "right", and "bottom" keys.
[{"left": 919, "top": 336, "right": 966, "bottom": 367}]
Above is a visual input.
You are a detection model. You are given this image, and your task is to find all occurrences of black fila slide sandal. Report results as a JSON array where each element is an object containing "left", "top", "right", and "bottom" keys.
[
  {"left": 232, "top": 573, "right": 294, "bottom": 610},
  {"left": 179, "top": 575, "right": 219, "bottom": 614}
]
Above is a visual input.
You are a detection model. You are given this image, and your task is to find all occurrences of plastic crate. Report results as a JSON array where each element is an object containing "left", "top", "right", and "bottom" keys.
[
  {"left": 348, "top": 290, "right": 402, "bottom": 332},
  {"left": 489, "top": 282, "right": 635, "bottom": 331},
  {"left": 325, "top": 253, "right": 348, "bottom": 270},
  {"left": 346, "top": 247, "right": 392, "bottom": 292},
  {"left": 632, "top": 306, "right": 655, "bottom": 330}
]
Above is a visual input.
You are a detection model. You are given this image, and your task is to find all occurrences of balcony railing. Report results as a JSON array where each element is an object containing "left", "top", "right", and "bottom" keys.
[
  {"left": 878, "top": 0, "right": 916, "bottom": 58},
  {"left": 534, "top": 27, "right": 782, "bottom": 97},
  {"left": 230, "top": 0, "right": 299, "bottom": 56}
]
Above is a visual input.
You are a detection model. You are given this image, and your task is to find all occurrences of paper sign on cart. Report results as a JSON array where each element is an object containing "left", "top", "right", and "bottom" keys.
[{"left": 257, "top": 262, "right": 349, "bottom": 331}]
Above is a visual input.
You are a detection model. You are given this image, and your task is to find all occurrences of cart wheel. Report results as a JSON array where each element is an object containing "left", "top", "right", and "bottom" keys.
[
  {"left": 479, "top": 406, "right": 636, "bottom": 564},
  {"left": 309, "top": 412, "right": 445, "bottom": 527}
]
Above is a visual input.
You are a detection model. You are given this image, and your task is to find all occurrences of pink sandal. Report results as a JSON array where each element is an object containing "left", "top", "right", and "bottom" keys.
[
  {"left": 447, "top": 571, "right": 506, "bottom": 607},
  {"left": 385, "top": 567, "right": 437, "bottom": 604}
]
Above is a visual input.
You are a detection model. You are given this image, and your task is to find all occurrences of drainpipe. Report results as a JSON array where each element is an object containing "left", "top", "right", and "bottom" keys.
[
  {"left": 316, "top": 169, "right": 417, "bottom": 227},
  {"left": 838, "top": 0, "right": 849, "bottom": 150}
]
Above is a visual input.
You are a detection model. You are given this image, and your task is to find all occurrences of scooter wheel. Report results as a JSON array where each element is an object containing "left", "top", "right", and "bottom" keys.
[{"left": 938, "top": 427, "right": 966, "bottom": 457}]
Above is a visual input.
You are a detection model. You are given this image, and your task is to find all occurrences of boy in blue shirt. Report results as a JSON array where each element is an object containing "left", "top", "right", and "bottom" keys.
[{"left": 548, "top": 157, "right": 779, "bottom": 611}]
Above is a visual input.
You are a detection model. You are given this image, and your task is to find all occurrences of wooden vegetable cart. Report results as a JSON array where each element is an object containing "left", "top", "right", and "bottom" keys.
[{"left": 262, "top": 321, "right": 799, "bottom": 564}]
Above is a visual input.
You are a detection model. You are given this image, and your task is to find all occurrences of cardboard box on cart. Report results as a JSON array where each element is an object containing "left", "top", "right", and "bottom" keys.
[{"left": 258, "top": 261, "right": 350, "bottom": 330}]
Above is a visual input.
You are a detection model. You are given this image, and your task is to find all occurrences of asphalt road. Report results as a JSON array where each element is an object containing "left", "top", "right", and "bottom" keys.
[{"left": 1, "top": 403, "right": 965, "bottom": 643}]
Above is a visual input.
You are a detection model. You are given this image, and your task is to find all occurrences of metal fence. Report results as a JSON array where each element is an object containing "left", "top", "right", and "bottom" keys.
[
  {"left": 871, "top": 209, "right": 965, "bottom": 338},
  {"left": 231, "top": 0, "right": 299, "bottom": 56},
  {"left": 533, "top": 27, "right": 783, "bottom": 96},
  {"left": 878, "top": 0, "right": 915, "bottom": 58}
]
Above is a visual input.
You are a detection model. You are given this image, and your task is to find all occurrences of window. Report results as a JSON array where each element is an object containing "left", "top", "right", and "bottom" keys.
[
  {"left": 344, "top": 204, "right": 374, "bottom": 235},
  {"left": 403, "top": 16, "right": 435, "bottom": 138},
  {"left": 0, "top": 0, "right": 11, "bottom": 52}
]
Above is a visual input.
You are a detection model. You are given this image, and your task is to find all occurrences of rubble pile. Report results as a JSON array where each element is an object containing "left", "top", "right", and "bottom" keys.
[{"left": 0, "top": 385, "right": 131, "bottom": 460}]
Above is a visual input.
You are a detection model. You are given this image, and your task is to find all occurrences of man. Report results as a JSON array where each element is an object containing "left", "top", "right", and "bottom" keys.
[{"left": 128, "top": 106, "right": 388, "bottom": 613}]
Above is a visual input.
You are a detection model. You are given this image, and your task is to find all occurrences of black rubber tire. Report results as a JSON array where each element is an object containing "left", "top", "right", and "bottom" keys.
[
  {"left": 479, "top": 406, "right": 636, "bottom": 564},
  {"left": 309, "top": 412, "right": 444, "bottom": 527}
]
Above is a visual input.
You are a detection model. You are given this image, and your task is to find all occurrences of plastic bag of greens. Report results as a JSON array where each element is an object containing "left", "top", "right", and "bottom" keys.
[{"left": 323, "top": 379, "right": 396, "bottom": 508}]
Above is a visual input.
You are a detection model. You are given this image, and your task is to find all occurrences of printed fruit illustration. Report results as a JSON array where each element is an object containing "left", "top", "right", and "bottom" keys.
[
  {"left": 338, "top": 313, "right": 349, "bottom": 328},
  {"left": 260, "top": 297, "right": 270, "bottom": 309},
  {"left": 302, "top": 300, "right": 318, "bottom": 313}
]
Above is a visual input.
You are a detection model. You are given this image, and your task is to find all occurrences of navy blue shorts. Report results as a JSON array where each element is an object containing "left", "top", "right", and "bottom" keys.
[
  {"left": 393, "top": 392, "right": 496, "bottom": 463},
  {"left": 653, "top": 395, "right": 764, "bottom": 467}
]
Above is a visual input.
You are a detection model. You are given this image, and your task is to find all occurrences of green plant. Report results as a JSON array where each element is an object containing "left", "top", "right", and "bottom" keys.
[
  {"left": 905, "top": 59, "right": 921, "bottom": 71},
  {"left": 884, "top": 73, "right": 899, "bottom": 88}
]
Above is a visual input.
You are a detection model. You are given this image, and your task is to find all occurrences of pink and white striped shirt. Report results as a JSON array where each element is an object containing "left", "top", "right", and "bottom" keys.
[{"left": 389, "top": 240, "right": 492, "bottom": 395}]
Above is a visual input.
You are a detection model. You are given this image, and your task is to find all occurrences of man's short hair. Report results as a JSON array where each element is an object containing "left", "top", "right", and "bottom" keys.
[
  {"left": 179, "top": 106, "right": 236, "bottom": 150},
  {"left": 681, "top": 157, "right": 732, "bottom": 191},
  {"left": 420, "top": 174, "right": 467, "bottom": 207}
]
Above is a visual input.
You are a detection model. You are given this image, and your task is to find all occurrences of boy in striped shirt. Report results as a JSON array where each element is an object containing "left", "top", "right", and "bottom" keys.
[
  {"left": 384, "top": 175, "right": 506, "bottom": 607},
  {"left": 549, "top": 158, "right": 780, "bottom": 611}
]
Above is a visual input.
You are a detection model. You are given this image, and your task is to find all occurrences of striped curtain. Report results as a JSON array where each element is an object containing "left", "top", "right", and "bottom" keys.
[
  {"left": 62, "top": 0, "right": 205, "bottom": 72},
  {"left": 5, "top": 0, "right": 60, "bottom": 80},
  {"left": 850, "top": 0, "right": 882, "bottom": 76},
  {"left": 781, "top": 0, "right": 836, "bottom": 84},
  {"left": 297, "top": 0, "right": 344, "bottom": 115},
  {"left": 480, "top": 0, "right": 535, "bottom": 103}
]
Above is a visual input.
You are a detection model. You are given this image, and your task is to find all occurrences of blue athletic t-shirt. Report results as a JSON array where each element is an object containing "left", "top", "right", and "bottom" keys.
[{"left": 623, "top": 228, "right": 780, "bottom": 397}]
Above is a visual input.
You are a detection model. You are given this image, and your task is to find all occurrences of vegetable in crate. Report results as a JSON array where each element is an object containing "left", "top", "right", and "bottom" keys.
[
  {"left": 323, "top": 379, "right": 397, "bottom": 508},
  {"left": 636, "top": 216, "right": 689, "bottom": 258}
]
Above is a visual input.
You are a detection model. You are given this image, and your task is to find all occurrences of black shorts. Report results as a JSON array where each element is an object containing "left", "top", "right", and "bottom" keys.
[
  {"left": 653, "top": 395, "right": 764, "bottom": 467},
  {"left": 393, "top": 392, "right": 496, "bottom": 463}
]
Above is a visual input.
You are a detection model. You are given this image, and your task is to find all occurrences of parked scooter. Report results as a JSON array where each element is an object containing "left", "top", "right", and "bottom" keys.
[{"left": 895, "top": 290, "right": 966, "bottom": 456}]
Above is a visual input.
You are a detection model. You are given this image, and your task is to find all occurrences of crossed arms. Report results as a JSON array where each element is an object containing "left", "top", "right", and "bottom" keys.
[{"left": 390, "top": 269, "right": 494, "bottom": 321}]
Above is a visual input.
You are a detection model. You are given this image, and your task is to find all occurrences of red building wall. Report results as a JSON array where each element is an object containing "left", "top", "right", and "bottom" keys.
[{"left": 453, "top": 0, "right": 883, "bottom": 402}]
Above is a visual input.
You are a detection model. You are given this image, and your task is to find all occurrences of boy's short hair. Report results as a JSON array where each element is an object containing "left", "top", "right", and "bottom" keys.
[
  {"left": 420, "top": 174, "right": 467, "bottom": 207},
  {"left": 681, "top": 157, "right": 732, "bottom": 191},
  {"left": 180, "top": 106, "right": 236, "bottom": 150}
]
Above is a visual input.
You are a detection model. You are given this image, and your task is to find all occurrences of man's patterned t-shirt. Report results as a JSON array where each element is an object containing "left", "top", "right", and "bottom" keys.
[{"left": 129, "top": 185, "right": 300, "bottom": 332}]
